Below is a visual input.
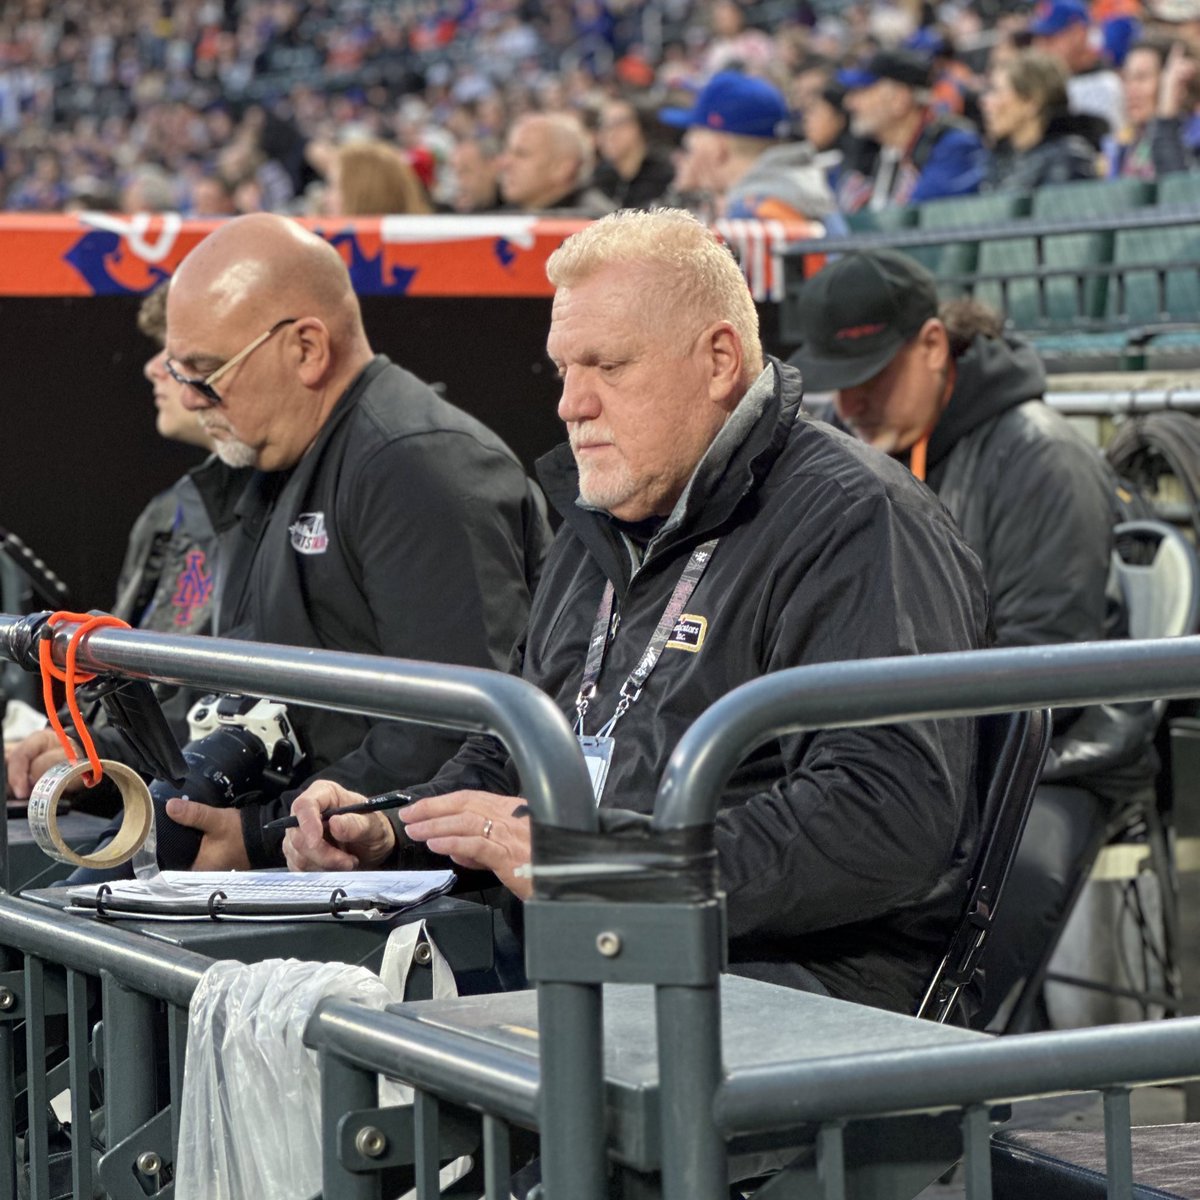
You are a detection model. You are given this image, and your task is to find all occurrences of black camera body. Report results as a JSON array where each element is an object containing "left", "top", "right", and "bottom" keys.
[{"left": 149, "top": 694, "right": 306, "bottom": 868}]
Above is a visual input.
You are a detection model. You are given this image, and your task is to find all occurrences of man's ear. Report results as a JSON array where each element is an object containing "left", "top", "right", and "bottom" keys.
[
  {"left": 293, "top": 318, "right": 333, "bottom": 387},
  {"left": 707, "top": 321, "right": 745, "bottom": 411},
  {"left": 917, "top": 317, "right": 950, "bottom": 374}
]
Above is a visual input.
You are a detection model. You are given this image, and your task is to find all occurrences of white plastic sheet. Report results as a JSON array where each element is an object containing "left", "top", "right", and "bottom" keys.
[{"left": 175, "top": 920, "right": 461, "bottom": 1200}]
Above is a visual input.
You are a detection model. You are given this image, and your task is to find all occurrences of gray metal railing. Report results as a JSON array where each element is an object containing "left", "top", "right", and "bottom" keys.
[
  {"left": 0, "top": 614, "right": 602, "bottom": 1200},
  {"left": 310, "top": 636, "right": 1200, "bottom": 1200}
]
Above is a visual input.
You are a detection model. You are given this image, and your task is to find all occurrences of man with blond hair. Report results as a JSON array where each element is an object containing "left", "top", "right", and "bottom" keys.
[
  {"left": 498, "top": 112, "right": 614, "bottom": 215},
  {"left": 284, "top": 208, "right": 990, "bottom": 1014}
]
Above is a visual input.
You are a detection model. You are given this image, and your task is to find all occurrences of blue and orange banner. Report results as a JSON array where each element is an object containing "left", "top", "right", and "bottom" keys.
[{"left": 0, "top": 213, "right": 821, "bottom": 302}]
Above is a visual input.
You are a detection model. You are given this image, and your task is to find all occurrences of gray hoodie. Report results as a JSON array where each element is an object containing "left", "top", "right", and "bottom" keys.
[{"left": 723, "top": 142, "right": 837, "bottom": 220}]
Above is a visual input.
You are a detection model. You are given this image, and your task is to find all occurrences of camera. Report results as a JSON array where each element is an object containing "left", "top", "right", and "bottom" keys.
[{"left": 149, "top": 694, "right": 306, "bottom": 869}]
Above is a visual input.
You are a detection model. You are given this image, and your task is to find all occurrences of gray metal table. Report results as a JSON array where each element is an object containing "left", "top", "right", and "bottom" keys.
[{"left": 386, "top": 975, "right": 993, "bottom": 1194}]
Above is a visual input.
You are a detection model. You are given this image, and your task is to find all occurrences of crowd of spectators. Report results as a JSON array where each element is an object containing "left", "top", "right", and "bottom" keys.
[{"left": 2, "top": 0, "right": 1200, "bottom": 224}]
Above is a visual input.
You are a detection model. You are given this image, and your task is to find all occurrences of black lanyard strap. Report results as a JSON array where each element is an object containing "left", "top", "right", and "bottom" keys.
[{"left": 574, "top": 538, "right": 718, "bottom": 735}]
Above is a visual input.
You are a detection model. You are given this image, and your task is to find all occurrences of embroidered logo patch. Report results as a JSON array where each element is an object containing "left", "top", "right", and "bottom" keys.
[
  {"left": 289, "top": 512, "right": 329, "bottom": 555},
  {"left": 666, "top": 613, "right": 707, "bottom": 653},
  {"left": 171, "top": 549, "right": 214, "bottom": 626}
]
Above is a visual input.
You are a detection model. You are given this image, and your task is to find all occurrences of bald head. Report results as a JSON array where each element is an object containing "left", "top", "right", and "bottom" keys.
[
  {"left": 166, "top": 214, "right": 374, "bottom": 472},
  {"left": 499, "top": 113, "right": 593, "bottom": 210},
  {"left": 170, "top": 214, "right": 365, "bottom": 344}
]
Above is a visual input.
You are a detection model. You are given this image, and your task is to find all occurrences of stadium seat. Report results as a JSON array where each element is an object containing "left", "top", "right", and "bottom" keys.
[
  {"left": 1109, "top": 222, "right": 1200, "bottom": 327},
  {"left": 1155, "top": 169, "right": 1200, "bottom": 209},
  {"left": 844, "top": 207, "right": 919, "bottom": 235},
  {"left": 914, "top": 192, "right": 1031, "bottom": 288}
]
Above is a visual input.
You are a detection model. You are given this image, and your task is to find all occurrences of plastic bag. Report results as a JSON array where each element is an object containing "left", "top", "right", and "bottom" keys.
[{"left": 175, "top": 920, "right": 460, "bottom": 1200}]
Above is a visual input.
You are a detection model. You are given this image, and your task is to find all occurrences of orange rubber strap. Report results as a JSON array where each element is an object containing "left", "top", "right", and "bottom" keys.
[
  {"left": 909, "top": 433, "right": 930, "bottom": 483},
  {"left": 38, "top": 611, "right": 131, "bottom": 788}
]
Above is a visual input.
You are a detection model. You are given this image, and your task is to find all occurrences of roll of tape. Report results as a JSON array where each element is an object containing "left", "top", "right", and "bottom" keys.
[{"left": 28, "top": 759, "right": 154, "bottom": 869}]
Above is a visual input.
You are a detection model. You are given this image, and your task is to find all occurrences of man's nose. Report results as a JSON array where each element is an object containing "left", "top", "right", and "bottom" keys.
[
  {"left": 556, "top": 366, "right": 599, "bottom": 423},
  {"left": 145, "top": 348, "right": 168, "bottom": 383}
]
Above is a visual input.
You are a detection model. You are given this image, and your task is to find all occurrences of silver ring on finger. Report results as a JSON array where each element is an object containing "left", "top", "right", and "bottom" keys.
[{"left": 482, "top": 818, "right": 494, "bottom": 839}]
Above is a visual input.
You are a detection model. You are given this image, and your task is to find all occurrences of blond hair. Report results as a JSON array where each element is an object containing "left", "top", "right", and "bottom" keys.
[{"left": 546, "top": 209, "right": 763, "bottom": 381}]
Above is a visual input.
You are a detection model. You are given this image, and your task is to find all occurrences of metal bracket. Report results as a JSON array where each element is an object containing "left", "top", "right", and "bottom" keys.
[
  {"left": 98, "top": 1106, "right": 174, "bottom": 1200},
  {"left": 337, "top": 1102, "right": 479, "bottom": 1173},
  {"left": 523, "top": 900, "right": 725, "bottom": 985},
  {"left": 0, "top": 968, "right": 67, "bottom": 1021}
]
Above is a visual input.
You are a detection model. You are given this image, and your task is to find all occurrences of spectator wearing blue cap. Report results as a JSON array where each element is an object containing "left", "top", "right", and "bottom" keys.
[
  {"left": 1030, "top": 0, "right": 1126, "bottom": 133},
  {"left": 659, "top": 70, "right": 836, "bottom": 225},
  {"left": 836, "top": 48, "right": 989, "bottom": 214}
]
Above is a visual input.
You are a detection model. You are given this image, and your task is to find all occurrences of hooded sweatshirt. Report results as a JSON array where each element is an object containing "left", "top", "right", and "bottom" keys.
[
  {"left": 923, "top": 333, "right": 1155, "bottom": 800},
  {"left": 724, "top": 142, "right": 838, "bottom": 222}
]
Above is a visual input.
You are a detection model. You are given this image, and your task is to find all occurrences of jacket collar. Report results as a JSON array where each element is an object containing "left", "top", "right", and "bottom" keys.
[{"left": 536, "top": 357, "right": 803, "bottom": 592}]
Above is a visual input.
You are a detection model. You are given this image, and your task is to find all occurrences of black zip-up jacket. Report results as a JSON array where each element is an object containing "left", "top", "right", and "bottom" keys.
[
  {"left": 401, "top": 360, "right": 991, "bottom": 1013},
  {"left": 925, "top": 334, "right": 1156, "bottom": 801},
  {"left": 189, "top": 355, "right": 550, "bottom": 866}
]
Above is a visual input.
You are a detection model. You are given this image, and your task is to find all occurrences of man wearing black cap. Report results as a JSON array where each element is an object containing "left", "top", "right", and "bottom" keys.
[
  {"left": 790, "top": 249, "right": 1157, "bottom": 1028},
  {"left": 837, "top": 47, "right": 988, "bottom": 213}
]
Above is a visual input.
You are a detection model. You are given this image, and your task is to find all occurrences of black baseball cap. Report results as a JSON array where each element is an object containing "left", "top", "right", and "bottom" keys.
[
  {"left": 837, "top": 47, "right": 934, "bottom": 91},
  {"left": 787, "top": 250, "right": 939, "bottom": 393}
]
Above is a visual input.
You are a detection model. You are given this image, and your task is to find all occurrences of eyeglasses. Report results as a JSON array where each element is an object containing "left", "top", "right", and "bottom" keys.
[{"left": 165, "top": 317, "right": 298, "bottom": 407}]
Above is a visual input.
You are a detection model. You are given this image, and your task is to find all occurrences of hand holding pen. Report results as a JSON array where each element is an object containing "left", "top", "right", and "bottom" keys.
[
  {"left": 264, "top": 789, "right": 415, "bottom": 832},
  {"left": 279, "top": 780, "right": 409, "bottom": 872}
]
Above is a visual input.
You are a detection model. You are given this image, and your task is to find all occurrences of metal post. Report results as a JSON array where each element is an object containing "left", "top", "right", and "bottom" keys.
[
  {"left": 816, "top": 1122, "right": 846, "bottom": 1200},
  {"left": 320, "top": 1050, "right": 380, "bottom": 1200},
  {"left": 24, "top": 957, "right": 47, "bottom": 1200},
  {"left": 537, "top": 981, "right": 606, "bottom": 1200},
  {"left": 1103, "top": 1088, "right": 1134, "bottom": 1200},
  {"left": 656, "top": 983, "right": 726, "bottom": 1200},
  {"left": 66, "top": 970, "right": 93, "bottom": 1200},
  {"left": 482, "top": 1114, "right": 511, "bottom": 1200},
  {"left": 101, "top": 972, "right": 157, "bottom": 1147},
  {"left": 413, "top": 1090, "right": 440, "bottom": 1200},
  {"left": 961, "top": 1104, "right": 992, "bottom": 1200}
]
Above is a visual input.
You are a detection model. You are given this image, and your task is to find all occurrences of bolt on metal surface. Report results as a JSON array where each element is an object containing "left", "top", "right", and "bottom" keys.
[
  {"left": 0, "top": 988, "right": 15, "bottom": 1010},
  {"left": 137, "top": 1151, "right": 162, "bottom": 1176},
  {"left": 595, "top": 932, "right": 622, "bottom": 958},
  {"left": 355, "top": 1126, "right": 388, "bottom": 1158}
]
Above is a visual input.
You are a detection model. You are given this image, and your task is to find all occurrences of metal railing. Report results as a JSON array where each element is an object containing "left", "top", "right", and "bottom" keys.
[
  {"left": 309, "top": 636, "right": 1200, "bottom": 1200},
  {"left": 781, "top": 205, "right": 1200, "bottom": 345},
  {"left": 0, "top": 614, "right": 597, "bottom": 1200},
  {"left": 8, "top": 617, "right": 1200, "bottom": 1197}
]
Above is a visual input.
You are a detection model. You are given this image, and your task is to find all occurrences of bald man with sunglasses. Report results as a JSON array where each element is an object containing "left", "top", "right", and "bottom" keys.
[{"left": 83, "top": 213, "right": 548, "bottom": 873}]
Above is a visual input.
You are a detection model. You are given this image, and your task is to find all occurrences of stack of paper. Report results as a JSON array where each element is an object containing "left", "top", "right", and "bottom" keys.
[{"left": 67, "top": 869, "right": 457, "bottom": 921}]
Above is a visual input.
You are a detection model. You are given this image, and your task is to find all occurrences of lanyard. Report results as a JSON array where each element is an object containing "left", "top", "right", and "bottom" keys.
[{"left": 574, "top": 537, "right": 718, "bottom": 737}]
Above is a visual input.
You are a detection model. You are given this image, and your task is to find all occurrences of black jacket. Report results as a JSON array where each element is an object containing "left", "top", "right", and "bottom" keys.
[
  {"left": 402, "top": 360, "right": 991, "bottom": 1013},
  {"left": 191, "top": 355, "right": 550, "bottom": 866},
  {"left": 984, "top": 114, "right": 1100, "bottom": 192},
  {"left": 924, "top": 334, "right": 1155, "bottom": 798}
]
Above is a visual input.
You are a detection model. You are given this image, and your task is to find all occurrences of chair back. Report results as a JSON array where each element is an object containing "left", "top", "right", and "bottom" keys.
[
  {"left": 1112, "top": 520, "right": 1200, "bottom": 642},
  {"left": 918, "top": 707, "right": 1052, "bottom": 1023}
]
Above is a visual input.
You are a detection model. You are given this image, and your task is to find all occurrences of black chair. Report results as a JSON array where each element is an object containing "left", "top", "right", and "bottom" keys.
[
  {"left": 1032, "top": 520, "right": 1200, "bottom": 1022},
  {"left": 918, "top": 708, "right": 1053, "bottom": 1024}
]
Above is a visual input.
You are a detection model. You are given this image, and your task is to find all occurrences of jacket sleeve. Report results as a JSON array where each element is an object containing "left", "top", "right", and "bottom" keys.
[
  {"left": 979, "top": 431, "right": 1113, "bottom": 648},
  {"left": 910, "top": 128, "right": 989, "bottom": 203},
  {"left": 1149, "top": 116, "right": 1193, "bottom": 177},
  {"left": 711, "top": 486, "right": 986, "bottom": 939}
]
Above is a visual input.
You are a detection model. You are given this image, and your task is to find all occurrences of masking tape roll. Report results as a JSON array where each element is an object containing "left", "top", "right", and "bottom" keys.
[{"left": 28, "top": 759, "right": 153, "bottom": 869}]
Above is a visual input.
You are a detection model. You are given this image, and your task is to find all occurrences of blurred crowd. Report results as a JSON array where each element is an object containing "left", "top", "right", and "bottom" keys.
[{"left": 2, "top": 0, "right": 1200, "bottom": 224}]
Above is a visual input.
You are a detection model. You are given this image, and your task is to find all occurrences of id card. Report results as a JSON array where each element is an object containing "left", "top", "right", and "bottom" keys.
[{"left": 578, "top": 735, "right": 615, "bottom": 806}]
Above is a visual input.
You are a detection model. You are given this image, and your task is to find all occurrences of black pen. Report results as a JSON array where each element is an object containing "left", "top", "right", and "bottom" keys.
[{"left": 263, "top": 790, "right": 417, "bottom": 833}]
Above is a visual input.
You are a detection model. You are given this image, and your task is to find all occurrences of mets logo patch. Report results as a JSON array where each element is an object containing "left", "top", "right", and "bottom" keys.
[
  {"left": 289, "top": 512, "right": 329, "bottom": 555},
  {"left": 666, "top": 613, "right": 707, "bottom": 653}
]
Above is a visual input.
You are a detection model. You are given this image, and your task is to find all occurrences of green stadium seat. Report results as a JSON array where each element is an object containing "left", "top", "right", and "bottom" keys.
[
  {"left": 978, "top": 179, "right": 1159, "bottom": 329},
  {"left": 914, "top": 193, "right": 1031, "bottom": 291},
  {"left": 1155, "top": 170, "right": 1200, "bottom": 209},
  {"left": 1109, "top": 222, "right": 1200, "bottom": 324},
  {"left": 844, "top": 207, "right": 919, "bottom": 234}
]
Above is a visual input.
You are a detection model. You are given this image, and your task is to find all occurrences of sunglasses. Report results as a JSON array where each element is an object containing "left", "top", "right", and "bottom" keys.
[{"left": 165, "top": 317, "right": 298, "bottom": 406}]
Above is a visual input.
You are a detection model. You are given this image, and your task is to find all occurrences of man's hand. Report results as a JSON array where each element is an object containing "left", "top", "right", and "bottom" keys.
[
  {"left": 164, "top": 798, "right": 251, "bottom": 871},
  {"left": 400, "top": 791, "right": 533, "bottom": 900},
  {"left": 282, "top": 780, "right": 398, "bottom": 872},
  {"left": 5, "top": 729, "right": 78, "bottom": 800}
]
